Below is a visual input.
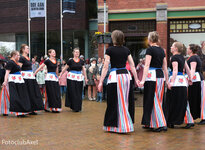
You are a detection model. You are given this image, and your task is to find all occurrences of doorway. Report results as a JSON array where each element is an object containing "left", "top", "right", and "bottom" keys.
[{"left": 125, "top": 36, "right": 148, "bottom": 65}]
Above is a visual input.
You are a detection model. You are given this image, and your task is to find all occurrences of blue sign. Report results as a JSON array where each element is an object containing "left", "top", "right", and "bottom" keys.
[{"left": 63, "top": 0, "right": 76, "bottom": 14}]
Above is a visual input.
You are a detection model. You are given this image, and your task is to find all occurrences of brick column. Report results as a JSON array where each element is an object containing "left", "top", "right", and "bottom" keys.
[
  {"left": 156, "top": 3, "right": 168, "bottom": 56},
  {"left": 157, "top": 22, "right": 167, "bottom": 53}
]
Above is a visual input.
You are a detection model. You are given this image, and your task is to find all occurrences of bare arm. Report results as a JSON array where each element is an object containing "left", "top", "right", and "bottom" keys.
[
  {"left": 34, "top": 63, "right": 45, "bottom": 76},
  {"left": 99, "top": 55, "right": 110, "bottom": 84},
  {"left": 169, "top": 61, "right": 178, "bottom": 89},
  {"left": 185, "top": 61, "right": 192, "bottom": 79},
  {"left": 127, "top": 55, "right": 139, "bottom": 83},
  {"left": 56, "top": 66, "right": 59, "bottom": 76},
  {"left": 98, "top": 55, "right": 110, "bottom": 92},
  {"left": 190, "top": 62, "right": 197, "bottom": 79},
  {"left": 59, "top": 64, "right": 69, "bottom": 77},
  {"left": 2, "top": 70, "right": 11, "bottom": 87},
  {"left": 139, "top": 55, "right": 151, "bottom": 87},
  {"left": 162, "top": 57, "right": 169, "bottom": 84},
  {"left": 82, "top": 66, "right": 88, "bottom": 84}
]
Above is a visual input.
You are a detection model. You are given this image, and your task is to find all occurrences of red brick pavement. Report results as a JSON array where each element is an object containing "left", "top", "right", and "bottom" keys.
[{"left": 0, "top": 96, "right": 205, "bottom": 150}]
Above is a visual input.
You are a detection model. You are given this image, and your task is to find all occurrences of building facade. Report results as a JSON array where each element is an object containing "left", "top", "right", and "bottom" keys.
[
  {"left": 97, "top": 0, "right": 205, "bottom": 63},
  {"left": 0, "top": 0, "right": 89, "bottom": 60}
]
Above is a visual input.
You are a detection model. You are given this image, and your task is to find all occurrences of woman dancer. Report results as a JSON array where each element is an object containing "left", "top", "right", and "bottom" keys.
[
  {"left": 19, "top": 44, "right": 44, "bottom": 115},
  {"left": 98, "top": 30, "right": 139, "bottom": 133},
  {"left": 166, "top": 42, "right": 194, "bottom": 128},
  {"left": 34, "top": 49, "right": 61, "bottom": 113},
  {"left": 187, "top": 44, "right": 205, "bottom": 124},
  {"left": 2, "top": 51, "right": 31, "bottom": 117},
  {"left": 60, "top": 48, "right": 87, "bottom": 112},
  {"left": 139, "top": 31, "right": 169, "bottom": 132}
]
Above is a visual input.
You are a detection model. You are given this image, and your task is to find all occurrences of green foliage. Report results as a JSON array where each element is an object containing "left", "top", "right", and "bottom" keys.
[{"left": 0, "top": 46, "right": 10, "bottom": 57}]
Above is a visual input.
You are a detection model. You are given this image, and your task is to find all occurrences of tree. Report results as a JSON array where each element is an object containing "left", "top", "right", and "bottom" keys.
[{"left": 0, "top": 46, "right": 10, "bottom": 57}]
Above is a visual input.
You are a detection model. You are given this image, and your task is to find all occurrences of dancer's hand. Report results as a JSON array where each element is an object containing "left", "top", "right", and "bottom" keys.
[
  {"left": 188, "top": 79, "right": 193, "bottom": 85},
  {"left": 2, "top": 81, "right": 7, "bottom": 88},
  {"left": 18, "top": 62, "right": 23, "bottom": 68},
  {"left": 135, "top": 80, "right": 140, "bottom": 87},
  {"left": 168, "top": 82, "right": 173, "bottom": 90},
  {"left": 139, "top": 81, "right": 145, "bottom": 88}
]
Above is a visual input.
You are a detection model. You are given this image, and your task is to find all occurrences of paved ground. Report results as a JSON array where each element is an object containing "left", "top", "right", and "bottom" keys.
[{"left": 0, "top": 94, "right": 205, "bottom": 150}]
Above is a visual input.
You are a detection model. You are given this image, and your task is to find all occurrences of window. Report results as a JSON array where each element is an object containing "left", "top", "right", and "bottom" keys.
[{"left": 169, "top": 19, "right": 205, "bottom": 33}]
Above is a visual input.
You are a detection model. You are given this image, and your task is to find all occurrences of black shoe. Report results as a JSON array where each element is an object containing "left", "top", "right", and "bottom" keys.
[
  {"left": 29, "top": 112, "right": 37, "bottom": 115},
  {"left": 142, "top": 126, "right": 150, "bottom": 129},
  {"left": 163, "top": 127, "right": 168, "bottom": 131},
  {"left": 167, "top": 124, "right": 174, "bottom": 128},
  {"left": 44, "top": 109, "right": 50, "bottom": 112},
  {"left": 3, "top": 114, "right": 8, "bottom": 116},
  {"left": 72, "top": 110, "right": 80, "bottom": 112},
  {"left": 153, "top": 127, "right": 163, "bottom": 132},
  {"left": 17, "top": 115, "right": 26, "bottom": 118},
  {"left": 184, "top": 123, "right": 194, "bottom": 129},
  {"left": 198, "top": 120, "right": 205, "bottom": 125},
  {"left": 52, "top": 111, "right": 60, "bottom": 113}
]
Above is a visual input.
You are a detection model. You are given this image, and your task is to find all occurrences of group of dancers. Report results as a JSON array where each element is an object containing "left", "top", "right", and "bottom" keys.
[
  {"left": 137, "top": 32, "right": 205, "bottom": 132},
  {"left": 0, "top": 30, "right": 204, "bottom": 134},
  {"left": 0, "top": 45, "right": 87, "bottom": 117},
  {"left": 98, "top": 30, "right": 205, "bottom": 133}
]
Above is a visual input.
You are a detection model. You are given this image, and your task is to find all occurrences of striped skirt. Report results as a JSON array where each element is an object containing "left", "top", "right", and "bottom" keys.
[
  {"left": 0, "top": 86, "right": 29, "bottom": 116},
  {"left": 201, "top": 81, "right": 205, "bottom": 119},
  {"left": 184, "top": 102, "right": 194, "bottom": 124},
  {"left": 0, "top": 86, "right": 11, "bottom": 115},
  {"left": 142, "top": 78, "right": 167, "bottom": 128},
  {"left": 150, "top": 78, "right": 166, "bottom": 128},
  {"left": 104, "top": 70, "right": 134, "bottom": 133}
]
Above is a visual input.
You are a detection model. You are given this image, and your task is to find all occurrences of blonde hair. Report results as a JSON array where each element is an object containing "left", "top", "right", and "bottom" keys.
[
  {"left": 174, "top": 42, "right": 183, "bottom": 53},
  {"left": 11, "top": 50, "right": 19, "bottom": 57},
  {"left": 111, "top": 30, "right": 125, "bottom": 46},
  {"left": 148, "top": 31, "right": 159, "bottom": 43},
  {"left": 72, "top": 48, "right": 80, "bottom": 57},
  {"left": 20, "top": 44, "right": 28, "bottom": 54},
  {"left": 73, "top": 48, "right": 80, "bottom": 53}
]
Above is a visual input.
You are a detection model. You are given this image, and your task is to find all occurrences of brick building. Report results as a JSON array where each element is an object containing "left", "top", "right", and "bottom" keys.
[
  {"left": 0, "top": 0, "right": 89, "bottom": 59},
  {"left": 97, "top": 0, "right": 205, "bottom": 63}
]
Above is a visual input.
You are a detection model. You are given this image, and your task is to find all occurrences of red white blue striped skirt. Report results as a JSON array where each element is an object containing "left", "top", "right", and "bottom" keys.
[
  {"left": 0, "top": 86, "right": 28, "bottom": 116},
  {"left": 104, "top": 73, "right": 134, "bottom": 133},
  {"left": 149, "top": 78, "right": 166, "bottom": 128},
  {"left": 184, "top": 102, "right": 194, "bottom": 124},
  {"left": 0, "top": 86, "right": 11, "bottom": 115},
  {"left": 201, "top": 81, "right": 205, "bottom": 119}
]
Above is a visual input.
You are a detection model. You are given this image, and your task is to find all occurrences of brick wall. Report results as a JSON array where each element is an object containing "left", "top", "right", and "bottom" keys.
[
  {"left": 98, "top": 0, "right": 205, "bottom": 9},
  {"left": 98, "top": 0, "right": 205, "bottom": 58},
  {"left": 157, "top": 22, "right": 167, "bottom": 51},
  {"left": 167, "top": 0, "right": 205, "bottom": 7},
  {"left": 0, "top": 0, "right": 88, "bottom": 34}
]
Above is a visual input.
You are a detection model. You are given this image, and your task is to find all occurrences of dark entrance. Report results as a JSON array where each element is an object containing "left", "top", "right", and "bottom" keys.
[
  {"left": 125, "top": 36, "right": 148, "bottom": 65},
  {"left": 109, "top": 20, "right": 156, "bottom": 65}
]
